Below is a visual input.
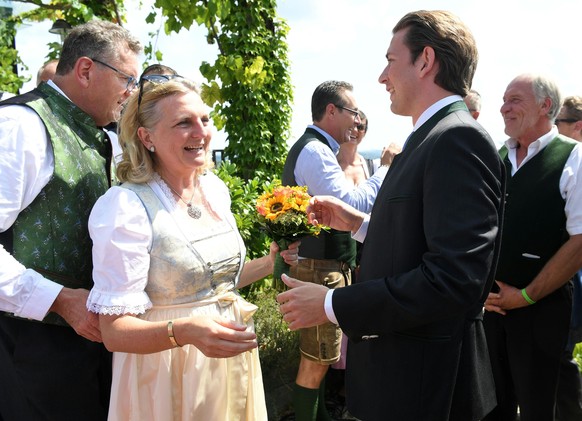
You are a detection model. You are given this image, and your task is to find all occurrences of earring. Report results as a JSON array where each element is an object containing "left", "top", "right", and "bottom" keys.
[{"left": 149, "top": 145, "right": 155, "bottom": 153}]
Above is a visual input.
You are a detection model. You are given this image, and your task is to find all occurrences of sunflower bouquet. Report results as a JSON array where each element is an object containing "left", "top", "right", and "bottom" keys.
[{"left": 256, "top": 183, "right": 324, "bottom": 285}]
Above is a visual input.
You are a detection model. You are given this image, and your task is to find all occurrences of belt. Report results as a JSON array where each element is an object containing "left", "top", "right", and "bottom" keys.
[{"left": 297, "top": 258, "right": 350, "bottom": 272}]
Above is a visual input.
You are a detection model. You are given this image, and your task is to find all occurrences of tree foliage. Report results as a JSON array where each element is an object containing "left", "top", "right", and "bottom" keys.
[
  {"left": 2, "top": 0, "right": 293, "bottom": 261},
  {"left": 153, "top": 0, "right": 293, "bottom": 182},
  {"left": 0, "top": 1, "right": 127, "bottom": 92}
]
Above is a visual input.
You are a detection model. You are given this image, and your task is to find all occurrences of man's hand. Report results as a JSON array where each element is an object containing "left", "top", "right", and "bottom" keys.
[
  {"left": 49, "top": 288, "right": 102, "bottom": 342},
  {"left": 484, "top": 280, "right": 529, "bottom": 315},
  {"left": 276, "top": 274, "right": 330, "bottom": 330},
  {"left": 307, "top": 196, "right": 364, "bottom": 234},
  {"left": 380, "top": 142, "right": 402, "bottom": 166}
]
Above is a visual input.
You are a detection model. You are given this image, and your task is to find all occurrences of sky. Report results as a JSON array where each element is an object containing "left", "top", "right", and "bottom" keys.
[{"left": 10, "top": 0, "right": 582, "bottom": 152}]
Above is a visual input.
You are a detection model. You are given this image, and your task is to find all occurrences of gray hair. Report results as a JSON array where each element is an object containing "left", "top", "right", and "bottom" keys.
[
  {"left": 464, "top": 89, "right": 482, "bottom": 112},
  {"left": 57, "top": 20, "right": 142, "bottom": 75},
  {"left": 530, "top": 74, "right": 562, "bottom": 121}
]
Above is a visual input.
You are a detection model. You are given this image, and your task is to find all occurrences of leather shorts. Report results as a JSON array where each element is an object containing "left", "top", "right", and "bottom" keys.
[{"left": 291, "top": 258, "right": 351, "bottom": 365}]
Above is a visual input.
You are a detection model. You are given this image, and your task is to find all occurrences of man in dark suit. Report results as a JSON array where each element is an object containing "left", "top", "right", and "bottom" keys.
[{"left": 277, "top": 10, "right": 505, "bottom": 421}]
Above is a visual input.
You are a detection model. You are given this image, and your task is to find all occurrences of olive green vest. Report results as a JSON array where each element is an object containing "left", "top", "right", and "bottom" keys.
[
  {"left": 495, "top": 136, "right": 576, "bottom": 289},
  {"left": 1, "top": 83, "right": 112, "bottom": 326}
]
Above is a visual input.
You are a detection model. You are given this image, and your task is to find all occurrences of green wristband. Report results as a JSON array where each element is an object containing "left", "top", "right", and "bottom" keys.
[{"left": 521, "top": 288, "right": 536, "bottom": 305}]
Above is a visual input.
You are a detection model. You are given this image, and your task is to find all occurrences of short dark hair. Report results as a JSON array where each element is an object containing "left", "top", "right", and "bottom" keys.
[
  {"left": 57, "top": 20, "right": 142, "bottom": 75},
  {"left": 393, "top": 10, "right": 478, "bottom": 96},
  {"left": 358, "top": 109, "right": 368, "bottom": 133},
  {"left": 311, "top": 80, "right": 353, "bottom": 122}
]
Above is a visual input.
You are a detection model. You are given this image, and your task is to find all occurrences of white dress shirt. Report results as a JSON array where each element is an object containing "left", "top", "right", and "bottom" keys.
[{"left": 0, "top": 81, "right": 115, "bottom": 320}]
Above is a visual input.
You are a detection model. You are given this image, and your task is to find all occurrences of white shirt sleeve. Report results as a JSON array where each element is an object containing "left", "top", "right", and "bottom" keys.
[
  {"left": 87, "top": 187, "right": 153, "bottom": 315},
  {"left": 352, "top": 214, "right": 370, "bottom": 243},
  {"left": 294, "top": 141, "right": 387, "bottom": 214},
  {"left": 561, "top": 143, "right": 582, "bottom": 236},
  {"left": 324, "top": 289, "right": 338, "bottom": 325},
  {"left": 0, "top": 105, "right": 64, "bottom": 320}
]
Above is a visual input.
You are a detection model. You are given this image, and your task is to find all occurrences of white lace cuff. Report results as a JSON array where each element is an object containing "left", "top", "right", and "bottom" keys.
[{"left": 86, "top": 288, "right": 152, "bottom": 315}]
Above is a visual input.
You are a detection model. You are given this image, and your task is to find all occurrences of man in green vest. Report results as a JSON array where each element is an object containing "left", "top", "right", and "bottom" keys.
[
  {"left": 281, "top": 80, "right": 392, "bottom": 421},
  {"left": 0, "top": 20, "right": 141, "bottom": 420},
  {"left": 483, "top": 74, "right": 582, "bottom": 421}
]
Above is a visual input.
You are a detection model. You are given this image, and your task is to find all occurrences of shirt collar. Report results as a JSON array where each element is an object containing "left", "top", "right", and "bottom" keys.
[
  {"left": 413, "top": 95, "right": 464, "bottom": 132},
  {"left": 308, "top": 124, "right": 341, "bottom": 154},
  {"left": 503, "top": 126, "right": 559, "bottom": 153},
  {"left": 47, "top": 79, "right": 72, "bottom": 102}
]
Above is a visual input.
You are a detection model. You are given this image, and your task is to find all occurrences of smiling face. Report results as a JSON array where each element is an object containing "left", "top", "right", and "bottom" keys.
[
  {"left": 332, "top": 89, "right": 361, "bottom": 145},
  {"left": 138, "top": 91, "right": 212, "bottom": 178},
  {"left": 378, "top": 28, "right": 421, "bottom": 119},
  {"left": 500, "top": 76, "right": 550, "bottom": 143},
  {"left": 353, "top": 117, "right": 368, "bottom": 145}
]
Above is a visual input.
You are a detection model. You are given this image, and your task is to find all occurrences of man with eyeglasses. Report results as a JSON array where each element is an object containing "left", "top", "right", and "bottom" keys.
[
  {"left": 556, "top": 96, "right": 582, "bottom": 141},
  {"left": 0, "top": 20, "right": 141, "bottom": 420},
  {"left": 281, "top": 80, "right": 393, "bottom": 420}
]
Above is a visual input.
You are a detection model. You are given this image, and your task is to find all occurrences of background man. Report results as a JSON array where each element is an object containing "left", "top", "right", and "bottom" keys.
[
  {"left": 36, "top": 59, "right": 59, "bottom": 86},
  {"left": 281, "top": 80, "right": 391, "bottom": 420},
  {"left": 554, "top": 95, "right": 582, "bottom": 421},
  {"left": 278, "top": 10, "right": 504, "bottom": 421},
  {"left": 556, "top": 95, "right": 582, "bottom": 140},
  {"left": 464, "top": 88, "right": 482, "bottom": 119},
  {"left": 0, "top": 20, "right": 141, "bottom": 420},
  {"left": 483, "top": 76, "right": 582, "bottom": 421}
]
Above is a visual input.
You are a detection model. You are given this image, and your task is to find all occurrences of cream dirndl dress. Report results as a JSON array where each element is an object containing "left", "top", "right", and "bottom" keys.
[{"left": 87, "top": 173, "right": 267, "bottom": 421}]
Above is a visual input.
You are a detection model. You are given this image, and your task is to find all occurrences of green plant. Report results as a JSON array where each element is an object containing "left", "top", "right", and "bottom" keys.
[
  {"left": 574, "top": 342, "right": 582, "bottom": 373},
  {"left": 155, "top": 0, "right": 293, "bottom": 181},
  {"left": 248, "top": 287, "right": 299, "bottom": 419}
]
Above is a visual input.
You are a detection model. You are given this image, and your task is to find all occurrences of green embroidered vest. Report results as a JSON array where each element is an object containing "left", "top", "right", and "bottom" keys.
[
  {"left": 1, "top": 83, "right": 112, "bottom": 326},
  {"left": 495, "top": 136, "right": 576, "bottom": 289}
]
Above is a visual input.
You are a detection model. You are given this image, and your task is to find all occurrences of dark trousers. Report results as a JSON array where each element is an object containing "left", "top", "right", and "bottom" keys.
[
  {"left": 483, "top": 286, "right": 571, "bottom": 421},
  {"left": 0, "top": 315, "right": 111, "bottom": 421},
  {"left": 556, "top": 273, "right": 582, "bottom": 421}
]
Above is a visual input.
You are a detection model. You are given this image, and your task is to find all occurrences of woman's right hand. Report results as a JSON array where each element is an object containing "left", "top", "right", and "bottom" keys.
[{"left": 175, "top": 316, "right": 258, "bottom": 358}]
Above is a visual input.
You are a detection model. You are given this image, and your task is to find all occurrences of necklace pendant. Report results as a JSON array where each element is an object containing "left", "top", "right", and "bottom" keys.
[{"left": 187, "top": 204, "right": 202, "bottom": 219}]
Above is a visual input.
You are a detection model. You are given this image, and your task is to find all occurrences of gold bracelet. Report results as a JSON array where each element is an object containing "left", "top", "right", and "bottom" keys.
[{"left": 167, "top": 320, "right": 181, "bottom": 347}]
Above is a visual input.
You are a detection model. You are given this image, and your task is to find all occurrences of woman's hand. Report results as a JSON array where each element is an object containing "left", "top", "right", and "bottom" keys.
[
  {"left": 176, "top": 316, "right": 258, "bottom": 358},
  {"left": 270, "top": 240, "right": 300, "bottom": 267}
]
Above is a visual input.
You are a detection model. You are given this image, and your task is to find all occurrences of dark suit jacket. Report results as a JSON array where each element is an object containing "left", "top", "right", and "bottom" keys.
[{"left": 333, "top": 101, "right": 505, "bottom": 421}]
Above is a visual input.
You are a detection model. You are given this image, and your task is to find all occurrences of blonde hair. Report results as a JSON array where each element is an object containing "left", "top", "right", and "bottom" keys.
[{"left": 116, "top": 78, "right": 214, "bottom": 183}]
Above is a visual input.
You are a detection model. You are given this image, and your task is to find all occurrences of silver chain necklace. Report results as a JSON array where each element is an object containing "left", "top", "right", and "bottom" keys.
[{"left": 166, "top": 183, "right": 202, "bottom": 219}]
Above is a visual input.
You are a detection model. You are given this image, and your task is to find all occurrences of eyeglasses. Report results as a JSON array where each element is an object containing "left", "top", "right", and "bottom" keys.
[
  {"left": 137, "top": 74, "right": 183, "bottom": 112},
  {"left": 555, "top": 118, "right": 579, "bottom": 125},
  {"left": 334, "top": 104, "right": 360, "bottom": 119},
  {"left": 91, "top": 58, "right": 138, "bottom": 92},
  {"left": 356, "top": 124, "right": 367, "bottom": 131}
]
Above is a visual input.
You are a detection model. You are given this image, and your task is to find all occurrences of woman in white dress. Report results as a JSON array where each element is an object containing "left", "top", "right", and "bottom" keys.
[{"left": 86, "top": 75, "right": 298, "bottom": 420}]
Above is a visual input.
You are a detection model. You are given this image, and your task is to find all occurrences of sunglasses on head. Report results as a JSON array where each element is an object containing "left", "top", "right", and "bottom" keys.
[{"left": 137, "top": 74, "right": 183, "bottom": 112}]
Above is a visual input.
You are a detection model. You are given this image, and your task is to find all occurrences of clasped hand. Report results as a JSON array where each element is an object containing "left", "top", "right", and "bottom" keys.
[{"left": 484, "top": 280, "right": 529, "bottom": 315}]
